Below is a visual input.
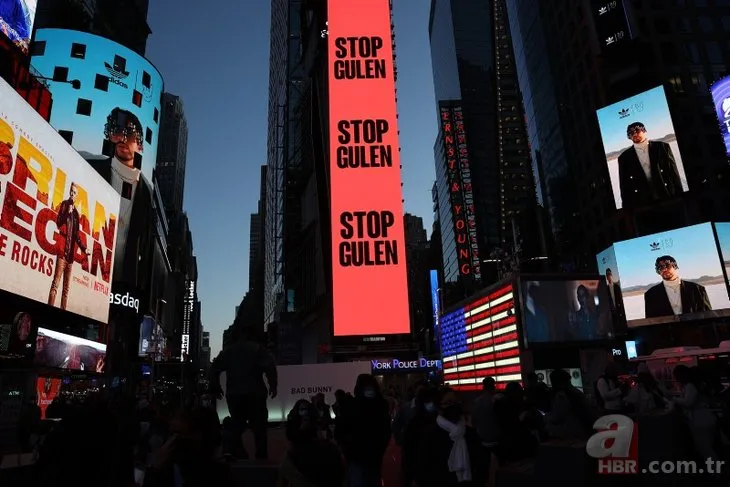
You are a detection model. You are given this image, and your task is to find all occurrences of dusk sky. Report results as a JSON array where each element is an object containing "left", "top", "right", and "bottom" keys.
[{"left": 145, "top": 0, "right": 438, "bottom": 356}]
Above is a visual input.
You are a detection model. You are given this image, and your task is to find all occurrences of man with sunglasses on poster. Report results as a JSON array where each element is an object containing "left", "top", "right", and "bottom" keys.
[
  {"left": 644, "top": 255, "right": 712, "bottom": 319},
  {"left": 88, "top": 108, "right": 151, "bottom": 279},
  {"left": 618, "top": 122, "right": 683, "bottom": 209}
]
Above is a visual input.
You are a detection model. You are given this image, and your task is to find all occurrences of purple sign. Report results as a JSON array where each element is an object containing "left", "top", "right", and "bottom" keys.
[{"left": 710, "top": 75, "right": 730, "bottom": 156}]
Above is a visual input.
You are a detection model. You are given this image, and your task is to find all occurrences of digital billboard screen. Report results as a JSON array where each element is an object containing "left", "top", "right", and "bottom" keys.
[
  {"left": 31, "top": 29, "right": 162, "bottom": 281},
  {"left": 596, "top": 86, "right": 689, "bottom": 210},
  {"left": 327, "top": 0, "right": 410, "bottom": 336},
  {"left": 35, "top": 327, "right": 106, "bottom": 372},
  {"left": 0, "top": 310, "right": 37, "bottom": 361},
  {"left": 715, "top": 222, "right": 730, "bottom": 292},
  {"left": 440, "top": 285, "right": 522, "bottom": 391},
  {"left": 519, "top": 279, "right": 615, "bottom": 344},
  {"left": 596, "top": 245, "right": 625, "bottom": 317},
  {"left": 0, "top": 0, "right": 37, "bottom": 54},
  {"left": 36, "top": 376, "right": 62, "bottom": 419},
  {"left": 0, "top": 77, "right": 120, "bottom": 322},
  {"left": 710, "top": 75, "right": 730, "bottom": 156},
  {"left": 611, "top": 223, "right": 730, "bottom": 327}
]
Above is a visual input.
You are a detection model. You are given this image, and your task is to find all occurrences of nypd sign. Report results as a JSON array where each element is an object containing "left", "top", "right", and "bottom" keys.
[{"left": 371, "top": 358, "right": 442, "bottom": 373}]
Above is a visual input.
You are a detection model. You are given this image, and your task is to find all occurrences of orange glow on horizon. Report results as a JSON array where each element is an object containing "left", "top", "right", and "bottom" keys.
[{"left": 327, "top": 0, "right": 410, "bottom": 337}]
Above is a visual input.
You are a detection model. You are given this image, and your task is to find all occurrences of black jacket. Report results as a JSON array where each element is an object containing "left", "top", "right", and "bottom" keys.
[
  {"left": 88, "top": 158, "right": 153, "bottom": 283},
  {"left": 644, "top": 280, "right": 712, "bottom": 319},
  {"left": 618, "top": 141, "right": 683, "bottom": 209}
]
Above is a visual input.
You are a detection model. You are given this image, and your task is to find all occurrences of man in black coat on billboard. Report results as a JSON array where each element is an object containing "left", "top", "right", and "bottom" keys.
[
  {"left": 86, "top": 107, "right": 153, "bottom": 282},
  {"left": 618, "top": 122, "right": 683, "bottom": 209},
  {"left": 644, "top": 255, "right": 712, "bottom": 319}
]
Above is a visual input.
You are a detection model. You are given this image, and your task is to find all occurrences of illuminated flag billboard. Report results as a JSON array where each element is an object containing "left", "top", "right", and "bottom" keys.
[
  {"left": 710, "top": 75, "right": 730, "bottom": 156},
  {"left": 440, "top": 284, "right": 522, "bottom": 391},
  {"left": 327, "top": 0, "right": 410, "bottom": 336}
]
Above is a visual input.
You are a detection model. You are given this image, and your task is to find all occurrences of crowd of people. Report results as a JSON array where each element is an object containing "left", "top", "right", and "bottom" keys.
[{"left": 8, "top": 357, "right": 730, "bottom": 487}]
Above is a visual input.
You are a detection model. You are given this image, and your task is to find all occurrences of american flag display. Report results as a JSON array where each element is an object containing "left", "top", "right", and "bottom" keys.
[{"left": 440, "top": 284, "right": 522, "bottom": 391}]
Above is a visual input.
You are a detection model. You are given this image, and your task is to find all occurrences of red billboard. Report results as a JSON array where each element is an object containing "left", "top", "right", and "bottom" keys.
[{"left": 327, "top": 0, "right": 410, "bottom": 336}]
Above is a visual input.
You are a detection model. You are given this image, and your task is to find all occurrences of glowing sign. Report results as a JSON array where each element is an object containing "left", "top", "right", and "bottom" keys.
[
  {"left": 440, "top": 285, "right": 521, "bottom": 391},
  {"left": 710, "top": 75, "right": 730, "bottom": 156},
  {"left": 328, "top": 0, "right": 410, "bottom": 336},
  {"left": 439, "top": 103, "right": 481, "bottom": 280}
]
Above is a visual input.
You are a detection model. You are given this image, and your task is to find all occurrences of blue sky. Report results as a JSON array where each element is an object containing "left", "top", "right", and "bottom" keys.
[
  {"left": 613, "top": 223, "right": 722, "bottom": 287},
  {"left": 145, "top": 0, "right": 437, "bottom": 356},
  {"left": 596, "top": 85, "right": 676, "bottom": 153}
]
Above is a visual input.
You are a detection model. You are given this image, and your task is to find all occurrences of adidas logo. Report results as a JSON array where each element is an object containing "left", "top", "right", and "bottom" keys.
[
  {"left": 618, "top": 108, "right": 630, "bottom": 118},
  {"left": 649, "top": 241, "right": 661, "bottom": 251}
]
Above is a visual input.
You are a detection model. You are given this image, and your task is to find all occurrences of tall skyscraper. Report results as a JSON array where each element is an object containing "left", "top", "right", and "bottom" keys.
[
  {"left": 264, "top": 0, "right": 304, "bottom": 328},
  {"left": 429, "top": 0, "right": 536, "bottom": 292},
  {"left": 34, "top": 0, "right": 151, "bottom": 55},
  {"left": 156, "top": 93, "right": 188, "bottom": 215}
]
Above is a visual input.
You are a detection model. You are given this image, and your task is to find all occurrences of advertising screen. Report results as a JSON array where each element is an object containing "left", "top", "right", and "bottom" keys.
[
  {"left": 596, "top": 86, "right": 689, "bottom": 210},
  {"left": 36, "top": 376, "right": 62, "bottom": 419},
  {"left": 0, "top": 78, "right": 120, "bottom": 322},
  {"left": 138, "top": 314, "right": 154, "bottom": 356},
  {"left": 31, "top": 29, "right": 162, "bottom": 281},
  {"left": 591, "top": 0, "right": 632, "bottom": 50},
  {"left": 35, "top": 327, "right": 106, "bottom": 372},
  {"left": 0, "top": 310, "right": 37, "bottom": 361},
  {"left": 519, "top": 279, "right": 614, "bottom": 344},
  {"left": 710, "top": 76, "right": 730, "bottom": 156},
  {"left": 715, "top": 222, "right": 730, "bottom": 291},
  {"left": 613, "top": 222, "right": 730, "bottom": 327},
  {"left": 596, "top": 245, "right": 625, "bottom": 316},
  {"left": 327, "top": 0, "right": 410, "bottom": 336},
  {"left": 0, "top": 0, "right": 37, "bottom": 54},
  {"left": 440, "top": 285, "right": 522, "bottom": 391}
]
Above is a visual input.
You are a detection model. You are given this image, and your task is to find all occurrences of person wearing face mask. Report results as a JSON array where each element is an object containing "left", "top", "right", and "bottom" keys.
[
  {"left": 402, "top": 387, "right": 437, "bottom": 487},
  {"left": 279, "top": 400, "right": 345, "bottom": 487},
  {"left": 416, "top": 388, "right": 486, "bottom": 487},
  {"left": 335, "top": 374, "right": 391, "bottom": 487}
]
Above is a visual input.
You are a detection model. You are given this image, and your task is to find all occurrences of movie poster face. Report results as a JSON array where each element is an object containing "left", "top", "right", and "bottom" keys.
[
  {"left": 596, "top": 86, "right": 689, "bottom": 210},
  {"left": 0, "top": 78, "right": 120, "bottom": 322},
  {"left": 0, "top": 0, "right": 37, "bottom": 54}
]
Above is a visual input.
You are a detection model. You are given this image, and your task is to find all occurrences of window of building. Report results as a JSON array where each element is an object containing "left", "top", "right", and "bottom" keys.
[
  {"left": 706, "top": 42, "right": 723, "bottom": 63},
  {"left": 153, "top": 108, "right": 159, "bottom": 123},
  {"left": 690, "top": 73, "right": 706, "bottom": 91},
  {"left": 683, "top": 42, "right": 701, "bottom": 63},
  {"left": 668, "top": 75, "right": 684, "bottom": 92},
  {"left": 698, "top": 17, "right": 715, "bottom": 33},
  {"left": 94, "top": 74, "right": 109, "bottom": 91},
  {"left": 70, "top": 43, "right": 86, "bottom": 59},
  {"left": 58, "top": 130, "right": 73, "bottom": 144},
  {"left": 52, "top": 66, "right": 69, "bottom": 82},
  {"left": 76, "top": 98, "right": 92, "bottom": 116},
  {"left": 146, "top": 128, "right": 153, "bottom": 144},
  {"left": 132, "top": 90, "right": 142, "bottom": 107},
  {"left": 30, "top": 41, "right": 45, "bottom": 56},
  {"left": 142, "top": 71, "right": 151, "bottom": 88}
]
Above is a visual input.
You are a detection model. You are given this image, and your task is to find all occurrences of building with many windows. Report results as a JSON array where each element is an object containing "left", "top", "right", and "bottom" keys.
[
  {"left": 156, "top": 93, "right": 188, "bottom": 216},
  {"left": 429, "top": 0, "right": 537, "bottom": 299}
]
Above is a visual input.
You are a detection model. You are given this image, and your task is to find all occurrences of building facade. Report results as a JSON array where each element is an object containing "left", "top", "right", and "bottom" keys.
[
  {"left": 506, "top": 0, "right": 730, "bottom": 265},
  {"left": 156, "top": 93, "right": 188, "bottom": 216},
  {"left": 264, "top": 0, "right": 305, "bottom": 328},
  {"left": 429, "top": 0, "right": 537, "bottom": 298},
  {"left": 34, "top": 0, "right": 151, "bottom": 55}
]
